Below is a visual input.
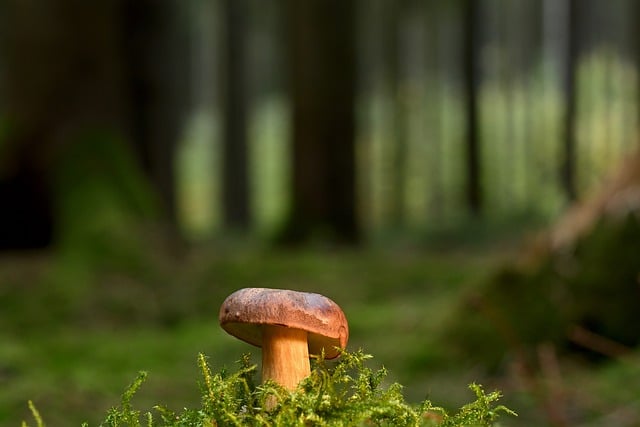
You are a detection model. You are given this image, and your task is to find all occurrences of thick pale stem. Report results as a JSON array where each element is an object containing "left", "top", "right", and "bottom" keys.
[{"left": 261, "top": 325, "right": 311, "bottom": 390}]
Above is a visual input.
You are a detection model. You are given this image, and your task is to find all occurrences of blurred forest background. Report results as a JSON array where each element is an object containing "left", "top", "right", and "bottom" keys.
[{"left": 1, "top": 0, "right": 640, "bottom": 425}]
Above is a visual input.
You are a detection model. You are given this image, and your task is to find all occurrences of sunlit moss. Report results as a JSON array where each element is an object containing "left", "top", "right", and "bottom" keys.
[{"left": 23, "top": 350, "right": 514, "bottom": 426}]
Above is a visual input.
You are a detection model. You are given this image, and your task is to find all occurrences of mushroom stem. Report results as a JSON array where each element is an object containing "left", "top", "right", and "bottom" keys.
[{"left": 261, "top": 325, "right": 310, "bottom": 390}]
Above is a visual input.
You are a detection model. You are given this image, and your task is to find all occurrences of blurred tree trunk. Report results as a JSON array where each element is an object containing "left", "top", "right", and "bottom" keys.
[
  {"left": 220, "top": 0, "right": 250, "bottom": 230},
  {"left": 279, "top": 0, "right": 359, "bottom": 244},
  {"left": 0, "top": 1, "right": 188, "bottom": 250},
  {"left": 636, "top": 0, "right": 640, "bottom": 136},
  {"left": 0, "top": 1, "right": 125, "bottom": 250},
  {"left": 505, "top": 0, "right": 540, "bottom": 212},
  {"left": 462, "top": 0, "right": 482, "bottom": 216},
  {"left": 0, "top": 142, "right": 54, "bottom": 250},
  {"left": 122, "top": 0, "right": 190, "bottom": 228},
  {"left": 0, "top": 0, "right": 53, "bottom": 249},
  {"left": 561, "top": 0, "right": 579, "bottom": 202},
  {"left": 383, "top": 1, "right": 407, "bottom": 229},
  {"left": 424, "top": 2, "right": 444, "bottom": 222}
]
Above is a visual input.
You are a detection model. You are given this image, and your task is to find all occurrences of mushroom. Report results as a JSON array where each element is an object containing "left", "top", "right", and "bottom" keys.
[{"left": 219, "top": 288, "right": 349, "bottom": 390}]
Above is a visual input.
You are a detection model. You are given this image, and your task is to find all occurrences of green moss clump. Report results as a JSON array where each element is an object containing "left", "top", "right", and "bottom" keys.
[
  {"left": 447, "top": 213, "right": 640, "bottom": 367},
  {"left": 24, "top": 350, "right": 515, "bottom": 426}
]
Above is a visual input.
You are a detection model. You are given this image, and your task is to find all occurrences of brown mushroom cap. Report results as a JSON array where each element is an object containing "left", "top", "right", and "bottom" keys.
[{"left": 219, "top": 288, "right": 349, "bottom": 359}]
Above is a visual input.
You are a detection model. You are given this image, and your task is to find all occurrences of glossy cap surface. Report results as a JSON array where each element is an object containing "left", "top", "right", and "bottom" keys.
[{"left": 219, "top": 288, "right": 349, "bottom": 359}]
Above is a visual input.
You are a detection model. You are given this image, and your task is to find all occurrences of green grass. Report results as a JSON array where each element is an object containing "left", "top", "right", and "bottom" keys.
[
  {"left": 1, "top": 243, "right": 507, "bottom": 425},
  {"left": 3, "top": 236, "right": 640, "bottom": 425}
]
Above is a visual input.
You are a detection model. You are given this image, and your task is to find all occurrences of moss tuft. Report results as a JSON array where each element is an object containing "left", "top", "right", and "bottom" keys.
[{"left": 23, "top": 350, "right": 514, "bottom": 426}]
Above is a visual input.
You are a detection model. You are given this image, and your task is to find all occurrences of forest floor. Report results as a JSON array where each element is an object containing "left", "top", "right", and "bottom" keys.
[{"left": 1, "top": 233, "right": 638, "bottom": 426}]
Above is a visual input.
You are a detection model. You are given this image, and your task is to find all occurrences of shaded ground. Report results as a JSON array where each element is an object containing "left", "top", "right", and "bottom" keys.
[{"left": 1, "top": 237, "right": 639, "bottom": 425}]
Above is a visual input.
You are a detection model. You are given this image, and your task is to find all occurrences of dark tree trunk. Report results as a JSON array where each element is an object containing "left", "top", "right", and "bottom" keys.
[
  {"left": 561, "top": 0, "right": 579, "bottom": 202},
  {"left": 122, "top": 0, "right": 190, "bottom": 227},
  {"left": 462, "top": 0, "right": 482, "bottom": 216},
  {"left": 280, "top": 0, "right": 359, "bottom": 244},
  {"left": 0, "top": 0, "right": 188, "bottom": 250},
  {"left": 636, "top": 0, "right": 640, "bottom": 139},
  {"left": 221, "top": 0, "right": 250, "bottom": 230},
  {"left": 0, "top": 1, "right": 129, "bottom": 250},
  {"left": 0, "top": 149, "right": 54, "bottom": 250}
]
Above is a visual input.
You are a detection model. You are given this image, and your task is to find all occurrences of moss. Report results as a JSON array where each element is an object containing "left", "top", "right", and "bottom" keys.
[
  {"left": 23, "top": 350, "right": 515, "bottom": 426},
  {"left": 52, "top": 132, "right": 160, "bottom": 270},
  {"left": 447, "top": 213, "right": 640, "bottom": 367},
  {"left": 565, "top": 213, "right": 640, "bottom": 347}
]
